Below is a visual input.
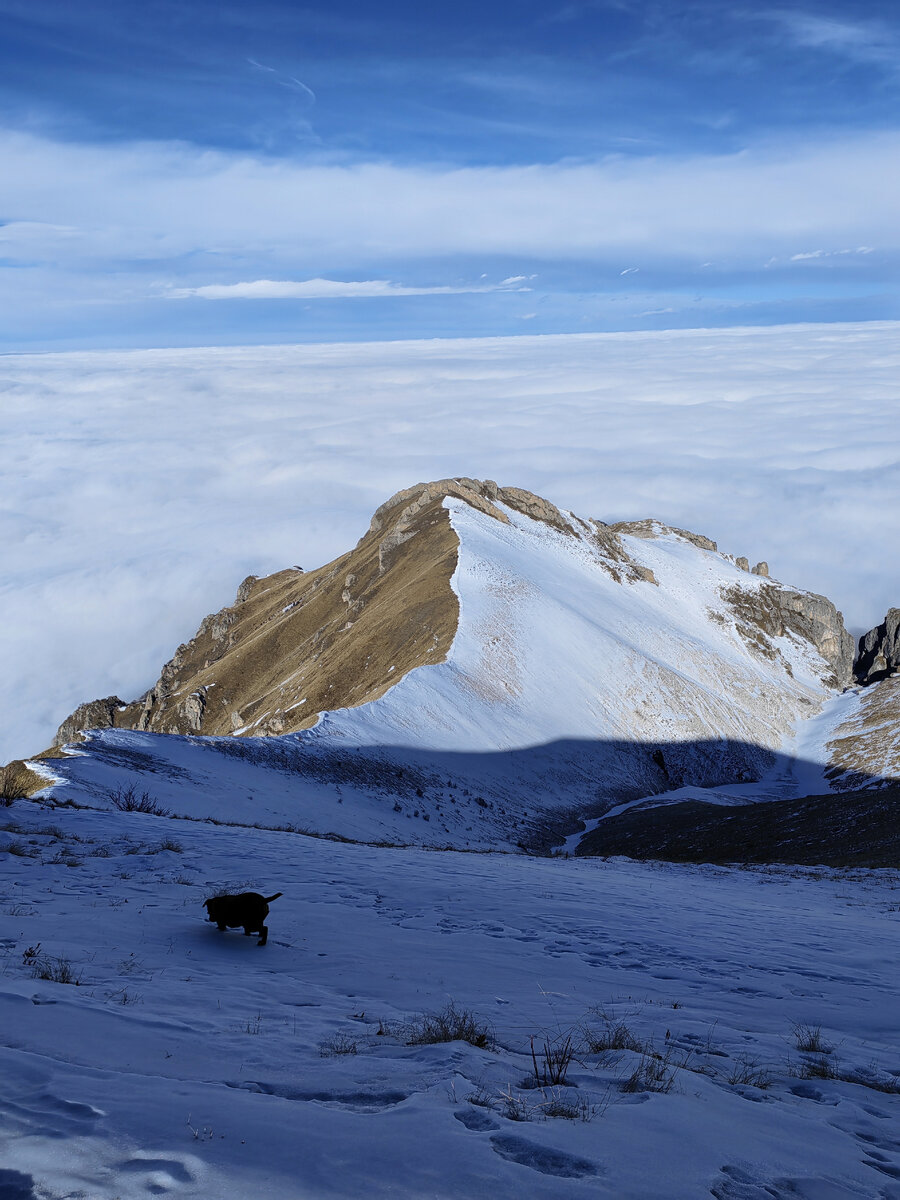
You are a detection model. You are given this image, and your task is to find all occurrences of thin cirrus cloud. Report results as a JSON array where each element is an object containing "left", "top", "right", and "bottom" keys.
[{"left": 167, "top": 278, "right": 532, "bottom": 300}]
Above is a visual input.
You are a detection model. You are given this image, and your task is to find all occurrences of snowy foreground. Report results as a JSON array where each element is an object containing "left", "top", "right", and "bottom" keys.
[{"left": 2, "top": 797, "right": 899, "bottom": 1199}]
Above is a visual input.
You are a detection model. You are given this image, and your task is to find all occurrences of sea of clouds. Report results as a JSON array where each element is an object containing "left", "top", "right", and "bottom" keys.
[{"left": 3, "top": 321, "right": 899, "bottom": 762}]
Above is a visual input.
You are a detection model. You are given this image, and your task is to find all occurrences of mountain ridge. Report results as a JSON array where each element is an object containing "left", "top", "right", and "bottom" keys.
[
  {"left": 49, "top": 477, "right": 854, "bottom": 752},
  {"left": 22, "top": 478, "right": 899, "bottom": 855}
]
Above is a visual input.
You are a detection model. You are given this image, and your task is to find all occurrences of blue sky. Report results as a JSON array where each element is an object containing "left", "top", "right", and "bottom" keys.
[{"left": 1, "top": 0, "right": 898, "bottom": 348}]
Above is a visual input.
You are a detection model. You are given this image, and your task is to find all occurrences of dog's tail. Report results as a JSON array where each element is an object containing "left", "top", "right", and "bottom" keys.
[{"left": 264, "top": 892, "right": 283, "bottom": 903}]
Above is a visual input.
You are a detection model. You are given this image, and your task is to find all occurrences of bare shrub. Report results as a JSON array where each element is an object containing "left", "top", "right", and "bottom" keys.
[
  {"left": 319, "top": 1033, "right": 360, "bottom": 1057},
  {"left": 529, "top": 1033, "right": 577, "bottom": 1086},
  {"left": 726, "top": 1056, "right": 772, "bottom": 1089},
  {"left": 584, "top": 1019, "right": 644, "bottom": 1054},
  {"left": 793, "top": 1055, "right": 839, "bottom": 1080},
  {"left": 497, "top": 1085, "right": 536, "bottom": 1122},
  {"left": 30, "top": 954, "right": 82, "bottom": 985},
  {"left": 148, "top": 838, "right": 183, "bottom": 853},
  {"left": 539, "top": 1087, "right": 606, "bottom": 1122},
  {"left": 792, "top": 1023, "right": 832, "bottom": 1054},
  {"left": 0, "top": 761, "right": 40, "bottom": 803},
  {"left": 107, "top": 783, "right": 171, "bottom": 817},
  {"left": 406, "top": 1001, "right": 494, "bottom": 1049},
  {"left": 621, "top": 1047, "right": 686, "bottom": 1094},
  {"left": 5, "top": 839, "right": 39, "bottom": 858}
]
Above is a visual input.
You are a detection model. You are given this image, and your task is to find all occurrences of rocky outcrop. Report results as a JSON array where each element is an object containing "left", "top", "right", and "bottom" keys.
[
  {"left": 855, "top": 608, "right": 900, "bottom": 684},
  {"left": 55, "top": 697, "right": 125, "bottom": 748},
  {"left": 609, "top": 518, "right": 717, "bottom": 552},
  {"left": 720, "top": 581, "right": 854, "bottom": 688}
]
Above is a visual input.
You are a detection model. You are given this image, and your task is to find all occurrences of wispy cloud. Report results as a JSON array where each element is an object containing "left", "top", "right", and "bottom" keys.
[
  {"left": 247, "top": 57, "right": 316, "bottom": 104},
  {"left": 167, "top": 278, "right": 531, "bottom": 300},
  {"left": 788, "top": 246, "right": 874, "bottom": 262},
  {"left": 754, "top": 10, "right": 898, "bottom": 68}
]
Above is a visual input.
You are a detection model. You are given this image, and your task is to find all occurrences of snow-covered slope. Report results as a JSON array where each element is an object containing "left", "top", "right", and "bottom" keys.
[
  {"left": 2, "top": 795, "right": 899, "bottom": 1200},
  {"left": 37, "top": 481, "right": 858, "bottom": 851}
]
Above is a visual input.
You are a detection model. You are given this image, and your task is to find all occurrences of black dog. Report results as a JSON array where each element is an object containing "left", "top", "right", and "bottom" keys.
[{"left": 203, "top": 891, "right": 282, "bottom": 946}]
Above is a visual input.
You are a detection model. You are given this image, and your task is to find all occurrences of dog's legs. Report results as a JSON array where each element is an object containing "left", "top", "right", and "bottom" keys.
[
  {"left": 216, "top": 923, "right": 227, "bottom": 932},
  {"left": 257, "top": 924, "right": 268, "bottom": 947},
  {"left": 243, "top": 926, "right": 253, "bottom": 937}
]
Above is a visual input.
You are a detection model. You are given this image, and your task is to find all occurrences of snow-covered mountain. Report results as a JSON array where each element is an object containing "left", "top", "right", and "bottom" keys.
[
  {"left": 6, "top": 480, "right": 900, "bottom": 1200},
  {"left": 30, "top": 477, "right": 884, "bottom": 853}
]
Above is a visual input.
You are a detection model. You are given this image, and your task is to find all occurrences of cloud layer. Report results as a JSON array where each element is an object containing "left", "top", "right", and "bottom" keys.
[
  {"left": 2, "top": 322, "right": 899, "bottom": 761},
  {"left": 168, "top": 278, "right": 530, "bottom": 300},
  {"left": 2, "top": 128, "right": 899, "bottom": 271}
]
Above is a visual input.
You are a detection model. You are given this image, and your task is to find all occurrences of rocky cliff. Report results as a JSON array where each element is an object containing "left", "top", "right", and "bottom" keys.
[{"left": 855, "top": 608, "right": 900, "bottom": 685}]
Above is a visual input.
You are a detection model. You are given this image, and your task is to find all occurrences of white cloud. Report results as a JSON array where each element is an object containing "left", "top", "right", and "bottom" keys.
[
  {"left": 167, "top": 278, "right": 530, "bottom": 300},
  {"left": 761, "top": 11, "right": 896, "bottom": 65},
  {"left": 1, "top": 127, "right": 899, "bottom": 278},
  {"left": 789, "top": 246, "right": 875, "bottom": 262},
  {"left": 2, "top": 322, "right": 899, "bottom": 762}
]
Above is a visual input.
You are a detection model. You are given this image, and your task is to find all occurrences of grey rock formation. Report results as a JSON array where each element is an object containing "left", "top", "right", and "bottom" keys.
[
  {"left": 736, "top": 556, "right": 750, "bottom": 572},
  {"left": 721, "top": 582, "right": 855, "bottom": 688},
  {"left": 752, "top": 562, "right": 769, "bottom": 577},
  {"left": 179, "top": 689, "right": 207, "bottom": 732},
  {"left": 55, "top": 696, "right": 124, "bottom": 747},
  {"left": 609, "top": 519, "right": 717, "bottom": 552},
  {"left": 855, "top": 608, "right": 900, "bottom": 684},
  {"left": 235, "top": 576, "right": 257, "bottom": 604}
]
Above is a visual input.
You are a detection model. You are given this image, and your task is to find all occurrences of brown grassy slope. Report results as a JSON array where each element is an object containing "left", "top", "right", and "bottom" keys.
[
  {"left": 115, "top": 493, "right": 463, "bottom": 738},
  {"left": 45, "top": 477, "right": 593, "bottom": 749},
  {"left": 826, "top": 675, "right": 900, "bottom": 786}
]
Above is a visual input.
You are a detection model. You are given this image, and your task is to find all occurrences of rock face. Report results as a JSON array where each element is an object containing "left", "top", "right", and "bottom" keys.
[
  {"left": 855, "top": 608, "right": 900, "bottom": 685},
  {"left": 719, "top": 582, "right": 854, "bottom": 689},
  {"left": 55, "top": 697, "right": 125, "bottom": 749}
]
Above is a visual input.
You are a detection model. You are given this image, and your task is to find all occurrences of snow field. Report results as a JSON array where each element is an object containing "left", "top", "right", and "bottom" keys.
[{"left": 2, "top": 797, "right": 899, "bottom": 1199}]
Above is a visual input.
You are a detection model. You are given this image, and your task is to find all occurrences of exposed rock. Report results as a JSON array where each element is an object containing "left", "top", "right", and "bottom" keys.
[
  {"left": 752, "top": 562, "right": 769, "bottom": 577},
  {"left": 364, "top": 478, "right": 505, "bottom": 541},
  {"left": 55, "top": 696, "right": 125, "bottom": 748},
  {"left": 235, "top": 576, "right": 257, "bottom": 604},
  {"left": 609, "top": 519, "right": 717, "bottom": 552},
  {"left": 736, "top": 556, "right": 750, "bottom": 572},
  {"left": 855, "top": 608, "right": 900, "bottom": 684},
  {"left": 590, "top": 522, "right": 658, "bottom": 586},
  {"left": 496, "top": 486, "right": 572, "bottom": 533},
  {"left": 720, "top": 581, "right": 854, "bottom": 687},
  {"left": 180, "top": 689, "right": 207, "bottom": 732}
]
